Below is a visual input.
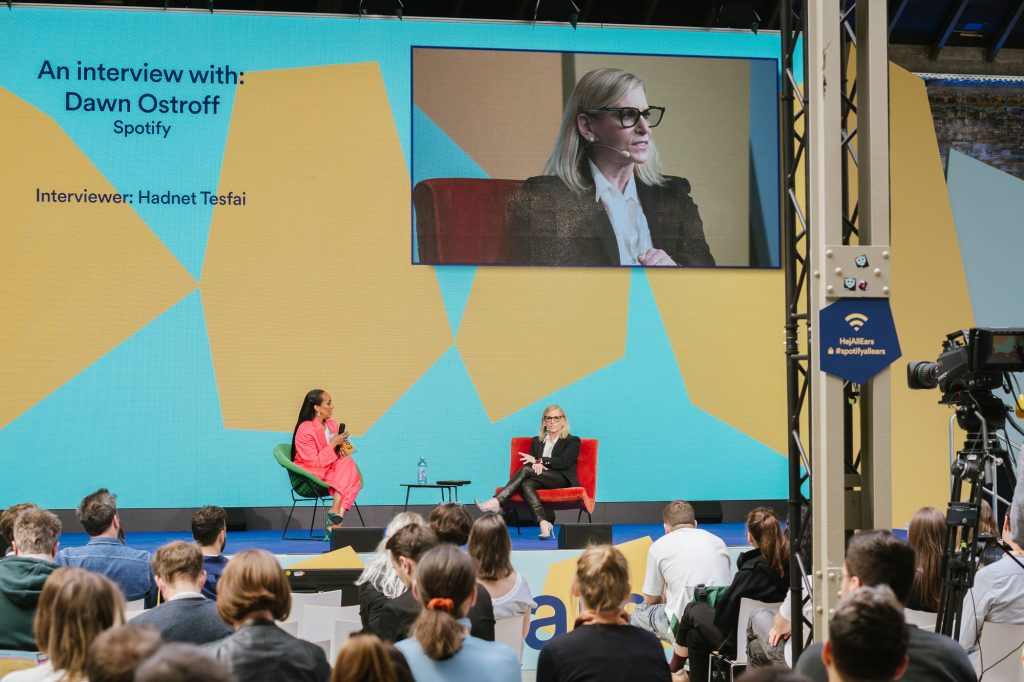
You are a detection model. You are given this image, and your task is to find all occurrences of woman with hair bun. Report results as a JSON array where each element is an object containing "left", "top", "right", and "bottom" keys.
[
  {"left": 537, "top": 545, "right": 670, "bottom": 682},
  {"left": 676, "top": 506, "right": 790, "bottom": 682},
  {"left": 394, "top": 545, "right": 518, "bottom": 682}
]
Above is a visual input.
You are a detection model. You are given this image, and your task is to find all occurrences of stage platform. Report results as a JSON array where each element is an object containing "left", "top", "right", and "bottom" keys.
[{"left": 55, "top": 521, "right": 753, "bottom": 556}]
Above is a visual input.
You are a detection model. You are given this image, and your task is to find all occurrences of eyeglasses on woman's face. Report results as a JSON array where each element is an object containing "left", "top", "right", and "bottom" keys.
[
  {"left": 544, "top": 415, "right": 565, "bottom": 422},
  {"left": 592, "top": 106, "right": 665, "bottom": 129}
]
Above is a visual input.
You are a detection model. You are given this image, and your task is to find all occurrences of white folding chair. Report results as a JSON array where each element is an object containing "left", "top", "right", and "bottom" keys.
[
  {"left": 125, "top": 598, "right": 146, "bottom": 611},
  {"left": 277, "top": 619, "right": 299, "bottom": 636},
  {"left": 975, "top": 621, "right": 1024, "bottom": 682},
  {"left": 289, "top": 589, "right": 344, "bottom": 623},
  {"left": 903, "top": 608, "right": 937, "bottom": 632},
  {"left": 332, "top": 618, "right": 364, "bottom": 660},
  {"left": 494, "top": 616, "right": 525, "bottom": 661},
  {"left": 125, "top": 609, "right": 146, "bottom": 622},
  {"left": 708, "top": 598, "right": 782, "bottom": 682}
]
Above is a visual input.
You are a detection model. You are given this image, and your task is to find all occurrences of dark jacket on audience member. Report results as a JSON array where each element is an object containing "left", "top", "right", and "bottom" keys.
[
  {"left": 795, "top": 625, "right": 976, "bottom": 682},
  {"left": 201, "top": 554, "right": 230, "bottom": 600},
  {"left": 375, "top": 582, "right": 495, "bottom": 642},
  {"left": 359, "top": 582, "right": 390, "bottom": 635},
  {"left": 713, "top": 548, "right": 788, "bottom": 657},
  {"left": 132, "top": 595, "right": 232, "bottom": 644},
  {"left": 207, "top": 619, "right": 330, "bottom": 682},
  {"left": 0, "top": 557, "right": 57, "bottom": 650},
  {"left": 537, "top": 623, "right": 671, "bottom": 682}
]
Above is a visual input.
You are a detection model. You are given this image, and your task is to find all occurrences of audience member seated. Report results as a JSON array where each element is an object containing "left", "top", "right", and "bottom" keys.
[
  {"left": 331, "top": 633, "right": 414, "bottom": 682},
  {"left": 86, "top": 623, "right": 163, "bottom": 682},
  {"left": 631, "top": 500, "right": 731, "bottom": 674},
  {"left": 133, "top": 541, "right": 232, "bottom": 644},
  {"left": 4, "top": 567, "right": 125, "bottom": 682},
  {"left": 822, "top": 586, "right": 909, "bottom": 682},
  {"left": 56, "top": 488, "right": 156, "bottom": 606},
  {"left": 794, "top": 530, "right": 975, "bottom": 682},
  {"left": 208, "top": 549, "right": 330, "bottom": 682},
  {"left": 0, "top": 508, "right": 60, "bottom": 650},
  {"left": 676, "top": 507, "right": 789, "bottom": 682},
  {"left": 192, "top": 505, "right": 230, "bottom": 600},
  {"left": 906, "top": 506, "right": 944, "bottom": 612},
  {"left": 537, "top": 545, "right": 670, "bottom": 682},
  {"left": 977, "top": 500, "right": 1003, "bottom": 567},
  {"left": 395, "top": 545, "right": 520, "bottom": 682},
  {"left": 0, "top": 503, "right": 37, "bottom": 558},
  {"left": 958, "top": 509, "right": 1024, "bottom": 661},
  {"left": 427, "top": 504, "right": 495, "bottom": 639},
  {"left": 134, "top": 643, "right": 236, "bottom": 682},
  {"left": 468, "top": 513, "right": 536, "bottom": 635},
  {"left": 356, "top": 512, "right": 425, "bottom": 636},
  {"left": 746, "top": 578, "right": 810, "bottom": 669}
]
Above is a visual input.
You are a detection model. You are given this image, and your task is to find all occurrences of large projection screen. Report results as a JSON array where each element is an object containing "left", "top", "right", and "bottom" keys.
[{"left": 0, "top": 7, "right": 788, "bottom": 511}]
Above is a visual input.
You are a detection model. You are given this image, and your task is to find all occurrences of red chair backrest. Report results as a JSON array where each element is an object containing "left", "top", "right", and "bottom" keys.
[
  {"left": 508, "top": 437, "right": 598, "bottom": 501},
  {"left": 413, "top": 178, "right": 523, "bottom": 264}
]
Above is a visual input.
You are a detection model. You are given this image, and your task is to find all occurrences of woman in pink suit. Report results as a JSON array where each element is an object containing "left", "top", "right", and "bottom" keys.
[{"left": 290, "top": 389, "right": 361, "bottom": 533}]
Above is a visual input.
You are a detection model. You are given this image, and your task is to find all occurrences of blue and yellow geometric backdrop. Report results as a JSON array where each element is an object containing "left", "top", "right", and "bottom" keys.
[{"left": 1, "top": 8, "right": 1012, "bottom": 524}]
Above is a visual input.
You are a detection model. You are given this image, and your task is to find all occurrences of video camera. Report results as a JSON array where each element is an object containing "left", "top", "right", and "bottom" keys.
[{"left": 907, "top": 328, "right": 1024, "bottom": 404}]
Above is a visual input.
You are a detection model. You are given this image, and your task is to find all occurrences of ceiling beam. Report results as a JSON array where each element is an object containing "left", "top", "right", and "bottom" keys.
[
  {"left": 987, "top": 0, "right": 1024, "bottom": 62},
  {"left": 888, "top": 0, "right": 909, "bottom": 36},
  {"left": 930, "top": 0, "right": 971, "bottom": 60}
]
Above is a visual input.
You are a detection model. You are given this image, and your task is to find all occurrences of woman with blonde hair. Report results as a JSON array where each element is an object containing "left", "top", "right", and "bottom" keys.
[
  {"left": 906, "top": 506, "right": 945, "bottom": 611},
  {"left": 357, "top": 512, "right": 425, "bottom": 635},
  {"left": 468, "top": 513, "right": 535, "bottom": 635},
  {"left": 394, "top": 545, "right": 518, "bottom": 682},
  {"left": 508, "top": 67, "right": 714, "bottom": 267},
  {"left": 5, "top": 567, "right": 125, "bottom": 682},
  {"left": 476, "top": 405, "right": 580, "bottom": 540},
  {"left": 208, "top": 549, "right": 330, "bottom": 682},
  {"left": 537, "top": 545, "right": 670, "bottom": 681}
]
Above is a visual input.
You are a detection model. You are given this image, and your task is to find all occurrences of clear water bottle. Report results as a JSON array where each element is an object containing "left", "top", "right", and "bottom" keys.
[{"left": 417, "top": 456, "right": 428, "bottom": 484}]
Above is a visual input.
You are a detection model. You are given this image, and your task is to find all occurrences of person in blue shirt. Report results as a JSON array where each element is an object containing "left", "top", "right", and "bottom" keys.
[
  {"left": 191, "top": 504, "right": 229, "bottom": 600},
  {"left": 56, "top": 488, "right": 157, "bottom": 607},
  {"left": 395, "top": 545, "right": 519, "bottom": 682}
]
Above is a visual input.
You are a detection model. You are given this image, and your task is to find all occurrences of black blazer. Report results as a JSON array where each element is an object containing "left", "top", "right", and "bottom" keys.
[
  {"left": 529, "top": 435, "right": 582, "bottom": 488},
  {"left": 374, "top": 582, "right": 495, "bottom": 643},
  {"left": 508, "top": 174, "right": 715, "bottom": 267}
]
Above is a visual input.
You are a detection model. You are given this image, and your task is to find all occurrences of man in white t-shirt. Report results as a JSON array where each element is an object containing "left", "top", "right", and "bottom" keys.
[{"left": 631, "top": 500, "right": 732, "bottom": 674}]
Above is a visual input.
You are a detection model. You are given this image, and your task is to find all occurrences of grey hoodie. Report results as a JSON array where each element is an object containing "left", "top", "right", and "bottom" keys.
[{"left": 0, "top": 556, "right": 57, "bottom": 650}]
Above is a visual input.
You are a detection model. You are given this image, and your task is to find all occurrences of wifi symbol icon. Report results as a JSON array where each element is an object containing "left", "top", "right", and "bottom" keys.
[{"left": 845, "top": 313, "right": 869, "bottom": 331}]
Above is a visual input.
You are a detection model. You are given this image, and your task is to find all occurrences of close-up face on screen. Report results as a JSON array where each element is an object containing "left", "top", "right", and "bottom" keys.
[{"left": 412, "top": 47, "right": 780, "bottom": 269}]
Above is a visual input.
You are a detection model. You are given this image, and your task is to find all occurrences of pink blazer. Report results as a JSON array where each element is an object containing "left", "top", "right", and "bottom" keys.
[{"left": 293, "top": 418, "right": 339, "bottom": 482}]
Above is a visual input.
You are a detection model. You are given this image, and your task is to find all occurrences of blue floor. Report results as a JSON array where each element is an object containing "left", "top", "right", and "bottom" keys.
[{"left": 56, "top": 522, "right": 752, "bottom": 556}]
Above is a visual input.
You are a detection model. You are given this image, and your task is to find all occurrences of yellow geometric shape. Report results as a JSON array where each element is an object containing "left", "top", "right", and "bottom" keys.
[
  {"left": 647, "top": 268, "right": 787, "bottom": 454},
  {"left": 287, "top": 546, "right": 363, "bottom": 570},
  {"left": 456, "top": 268, "right": 629, "bottom": 422},
  {"left": 0, "top": 87, "right": 197, "bottom": 428},
  {"left": 201, "top": 63, "right": 451, "bottom": 434},
  {"left": 538, "top": 536, "right": 653, "bottom": 635},
  {"left": 887, "top": 62, "right": 975, "bottom": 527}
]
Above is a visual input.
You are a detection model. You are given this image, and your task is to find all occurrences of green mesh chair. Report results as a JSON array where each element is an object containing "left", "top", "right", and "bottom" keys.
[{"left": 273, "top": 443, "right": 364, "bottom": 539}]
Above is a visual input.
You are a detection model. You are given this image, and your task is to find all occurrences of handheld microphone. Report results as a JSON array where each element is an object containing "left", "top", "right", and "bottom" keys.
[
  {"left": 590, "top": 142, "right": 631, "bottom": 159},
  {"left": 335, "top": 423, "right": 346, "bottom": 454}
]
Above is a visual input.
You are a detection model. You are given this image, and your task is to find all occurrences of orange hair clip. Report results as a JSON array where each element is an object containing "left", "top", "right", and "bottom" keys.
[{"left": 426, "top": 597, "right": 454, "bottom": 612}]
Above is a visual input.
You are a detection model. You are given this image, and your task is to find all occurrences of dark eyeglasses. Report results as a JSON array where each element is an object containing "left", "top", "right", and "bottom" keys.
[
  {"left": 544, "top": 415, "right": 565, "bottom": 422},
  {"left": 591, "top": 106, "right": 665, "bottom": 128}
]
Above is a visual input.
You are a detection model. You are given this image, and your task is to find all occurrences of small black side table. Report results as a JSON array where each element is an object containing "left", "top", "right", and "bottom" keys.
[{"left": 400, "top": 481, "right": 472, "bottom": 510}]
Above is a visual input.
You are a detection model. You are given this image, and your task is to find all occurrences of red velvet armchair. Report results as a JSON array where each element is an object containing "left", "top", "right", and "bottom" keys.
[
  {"left": 413, "top": 178, "right": 523, "bottom": 265},
  {"left": 496, "top": 436, "right": 598, "bottom": 531}
]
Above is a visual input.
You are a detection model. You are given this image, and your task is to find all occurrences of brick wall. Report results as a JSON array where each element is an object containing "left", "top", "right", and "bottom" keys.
[{"left": 927, "top": 81, "right": 1024, "bottom": 180}]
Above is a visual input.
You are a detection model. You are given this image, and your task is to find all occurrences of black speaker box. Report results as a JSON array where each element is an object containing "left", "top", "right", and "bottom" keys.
[
  {"left": 224, "top": 507, "right": 248, "bottom": 532},
  {"left": 330, "top": 527, "right": 385, "bottom": 553},
  {"left": 285, "top": 568, "right": 363, "bottom": 606},
  {"left": 692, "top": 501, "right": 724, "bottom": 524},
  {"left": 557, "top": 523, "right": 612, "bottom": 549}
]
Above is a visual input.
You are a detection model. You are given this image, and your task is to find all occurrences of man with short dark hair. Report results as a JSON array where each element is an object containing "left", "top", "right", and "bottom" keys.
[
  {"left": 428, "top": 503, "right": 474, "bottom": 546},
  {"left": 192, "top": 505, "right": 229, "bottom": 600},
  {"left": 823, "top": 585, "right": 910, "bottom": 682},
  {"left": 132, "top": 541, "right": 232, "bottom": 644},
  {"left": 0, "top": 508, "right": 61, "bottom": 649},
  {"left": 56, "top": 488, "right": 156, "bottom": 606},
  {"left": 795, "top": 530, "right": 975, "bottom": 682},
  {"left": 631, "top": 500, "right": 730, "bottom": 673}
]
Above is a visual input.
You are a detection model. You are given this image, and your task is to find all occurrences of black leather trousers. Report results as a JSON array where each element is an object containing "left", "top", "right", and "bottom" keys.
[{"left": 494, "top": 466, "right": 569, "bottom": 523}]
